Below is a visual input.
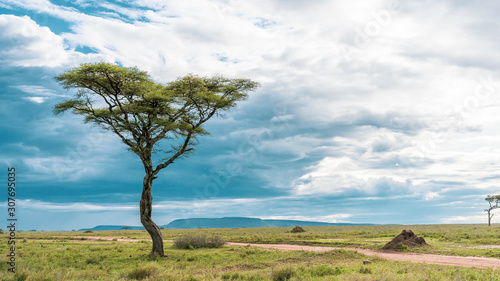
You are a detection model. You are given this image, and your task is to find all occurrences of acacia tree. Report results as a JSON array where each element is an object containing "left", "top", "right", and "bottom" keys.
[
  {"left": 54, "top": 62, "right": 259, "bottom": 256},
  {"left": 485, "top": 195, "right": 500, "bottom": 226}
]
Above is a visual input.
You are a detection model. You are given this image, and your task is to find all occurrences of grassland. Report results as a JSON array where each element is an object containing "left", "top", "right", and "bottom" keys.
[{"left": 1, "top": 224, "right": 499, "bottom": 280}]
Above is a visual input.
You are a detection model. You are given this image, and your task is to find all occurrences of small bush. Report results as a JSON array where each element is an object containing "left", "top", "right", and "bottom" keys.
[
  {"left": 85, "top": 257, "right": 100, "bottom": 265},
  {"left": 222, "top": 272, "right": 241, "bottom": 280},
  {"left": 397, "top": 268, "right": 408, "bottom": 274},
  {"left": 84, "top": 230, "right": 93, "bottom": 233},
  {"left": 174, "top": 234, "right": 225, "bottom": 249},
  {"left": 290, "top": 226, "right": 306, "bottom": 233},
  {"left": 359, "top": 267, "right": 372, "bottom": 274},
  {"left": 334, "top": 266, "right": 345, "bottom": 275},
  {"left": 126, "top": 265, "right": 159, "bottom": 280},
  {"left": 272, "top": 267, "right": 294, "bottom": 281},
  {"left": 14, "top": 272, "right": 29, "bottom": 281},
  {"left": 309, "top": 264, "right": 335, "bottom": 277}
]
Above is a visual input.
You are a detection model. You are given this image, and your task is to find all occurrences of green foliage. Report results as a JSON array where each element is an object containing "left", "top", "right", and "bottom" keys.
[
  {"left": 221, "top": 272, "right": 241, "bottom": 280},
  {"left": 126, "top": 264, "right": 159, "bottom": 280},
  {"left": 398, "top": 244, "right": 409, "bottom": 252},
  {"left": 54, "top": 62, "right": 260, "bottom": 163},
  {"left": 85, "top": 256, "right": 101, "bottom": 265},
  {"left": 309, "top": 264, "right": 338, "bottom": 277},
  {"left": 173, "top": 234, "right": 225, "bottom": 249},
  {"left": 359, "top": 266, "right": 372, "bottom": 274},
  {"left": 290, "top": 225, "right": 305, "bottom": 233},
  {"left": 271, "top": 267, "right": 294, "bottom": 281},
  {"left": 485, "top": 194, "right": 500, "bottom": 203}
]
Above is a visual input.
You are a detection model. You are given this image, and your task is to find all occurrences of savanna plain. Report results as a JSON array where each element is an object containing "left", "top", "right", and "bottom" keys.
[{"left": 2, "top": 224, "right": 500, "bottom": 280}]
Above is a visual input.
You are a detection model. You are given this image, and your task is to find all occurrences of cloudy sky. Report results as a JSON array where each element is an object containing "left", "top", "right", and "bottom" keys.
[{"left": 2, "top": 0, "right": 500, "bottom": 231}]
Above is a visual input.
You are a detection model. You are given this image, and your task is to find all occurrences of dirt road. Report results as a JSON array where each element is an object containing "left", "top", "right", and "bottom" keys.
[
  {"left": 67, "top": 236, "right": 140, "bottom": 242},
  {"left": 226, "top": 242, "right": 500, "bottom": 269}
]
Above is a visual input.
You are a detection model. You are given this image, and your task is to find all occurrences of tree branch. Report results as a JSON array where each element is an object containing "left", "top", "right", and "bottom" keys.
[{"left": 153, "top": 129, "right": 194, "bottom": 175}]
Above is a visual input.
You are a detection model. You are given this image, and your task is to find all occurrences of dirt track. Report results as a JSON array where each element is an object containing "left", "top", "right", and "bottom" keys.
[
  {"left": 66, "top": 237, "right": 500, "bottom": 269},
  {"left": 226, "top": 242, "right": 500, "bottom": 269},
  {"left": 68, "top": 236, "right": 140, "bottom": 242}
]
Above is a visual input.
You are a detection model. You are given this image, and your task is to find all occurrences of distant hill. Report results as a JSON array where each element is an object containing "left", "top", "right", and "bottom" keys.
[
  {"left": 79, "top": 217, "right": 374, "bottom": 231},
  {"left": 162, "top": 217, "right": 373, "bottom": 229},
  {"left": 79, "top": 225, "right": 144, "bottom": 231}
]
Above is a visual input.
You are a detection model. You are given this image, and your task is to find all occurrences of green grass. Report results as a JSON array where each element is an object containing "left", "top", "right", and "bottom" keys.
[{"left": 0, "top": 224, "right": 499, "bottom": 280}]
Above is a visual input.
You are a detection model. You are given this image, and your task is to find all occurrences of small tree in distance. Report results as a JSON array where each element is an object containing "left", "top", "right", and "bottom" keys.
[
  {"left": 121, "top": 226, "right": 132, "bottom": 230},
  {"left": 290, "top": 225, "right": 305, "bottom": 233},
  {"left": 485, "top": 195, "right": 500, "bottom": 226},
  {"left": 54, "top": 62, "right": 259, "bottom": 256}
]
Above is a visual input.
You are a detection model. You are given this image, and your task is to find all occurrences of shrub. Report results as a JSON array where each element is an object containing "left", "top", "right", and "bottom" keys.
[
  {"left": 334, "top": 266, "right": 345, "bottom": 275},
  {"left": 85, "top": 257, "right": 100, "bottom": 265},
  {"left": 271, "top": 267, "right": 294, "bottom": 281},
  {"left": 174, "top": 234, "right": 225, "bottom": 249},
  {"left": 309, "top": 264, "right": 336, "bottom": 277},
  {"left": 126, "top": 264, "right": 159, "bottom": 280},
  {"left": 359, "top": 267, "right": 372, "bottom": 274},
  {"left": 84, "top": 230, "right": 93, "bottom": 233},
  {"left": 290, "top": 226, "right": 306, "bottom": 233},
  {"left": 221, "top": 272, "right": 241, "bottom": 280},
  {"left": 14, "top": 272, "right": 29, "bottom": 281}
]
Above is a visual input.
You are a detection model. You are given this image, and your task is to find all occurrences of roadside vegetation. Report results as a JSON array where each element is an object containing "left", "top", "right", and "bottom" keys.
[
  {"left": 173, "top": 234, "right": 225, "bottom": 249},
  {"left": 1, "top": 224, "right": 499, "bottom": 280}
]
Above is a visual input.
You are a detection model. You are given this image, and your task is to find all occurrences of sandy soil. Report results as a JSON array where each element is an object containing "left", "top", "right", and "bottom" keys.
[
  {"left": 67, "top": 236, "right": 140, "bottom": 242},
  {"left": 226, "top": 242, "right": 500, "bottom": 269},
  {"left": 473, "top": 245, "right": 500, "bottom": 250}
]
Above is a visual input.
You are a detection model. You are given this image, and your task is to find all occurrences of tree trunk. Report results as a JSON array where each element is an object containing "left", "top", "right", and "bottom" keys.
[
  {"left": 488, "top": 210, "right": 493, "bottom": 226},
  {"left": 140, "top": 173, "right": 164, "bottom": 256}
]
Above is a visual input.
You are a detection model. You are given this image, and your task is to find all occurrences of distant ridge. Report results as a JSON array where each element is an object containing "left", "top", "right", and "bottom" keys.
[
  {"left": 163, "top": 217, "right": 374, "bottom": 229},
  {"left": 79, "top": 217, "right": 375, "bottom": 231},
  {"left": 79, "top": 225, "right": 144, "bottom": 231}
]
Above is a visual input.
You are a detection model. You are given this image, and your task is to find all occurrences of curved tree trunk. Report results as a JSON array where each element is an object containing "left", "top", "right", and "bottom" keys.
[
  {"left": 140, "top": 173, "right": 164, "bottom": 256},
  {"left": 487, "top": 210, "right": 493, "bottom": 226}
]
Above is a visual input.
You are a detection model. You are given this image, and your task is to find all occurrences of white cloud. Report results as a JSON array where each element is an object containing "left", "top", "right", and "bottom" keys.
[
  {"left": 14, "top": 143, "right": 40, "bottom": 152},
  {"left": 16, "top": 85, "right": 68, "bottom": 103},
  {"left": 0, "top": 2, "right": 13, "bottom": 9},
  {"left": 0, "top": 14, "right": 105, "bottom": 67},
  {"left": 258, "top": 214, "right": 352, "bottom": 223},
  {"left": 22, "top": 97, "right": 48, "bottom": 103},
  {"left": 14, "top": 85, "right": 62, "bottom": 96},
  {"left": 425, "top": 192, "right": 440, "bottom": 201},
  {"left": 19, "top": 199, "right": 136, "bottom": 211},
  {"left": 441, "top": 214, "right": 486, "bottom": 224},
  {"left": 20, "top": 129, "right": 127, "bottom": 182},
  {"left": 23, "top": 156, "right": 100, "bottom": 182}
]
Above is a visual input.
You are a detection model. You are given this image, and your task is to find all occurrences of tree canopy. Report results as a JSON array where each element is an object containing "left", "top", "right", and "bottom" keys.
[
  {"left": 485, "top": 194, "right": 500, "bottom": 226},
  {"left": 54, "top": 62, "right": 260, "bottom": 256},
  {"left": 54, "top": 62, "right": 259, "bottom": 174}
]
